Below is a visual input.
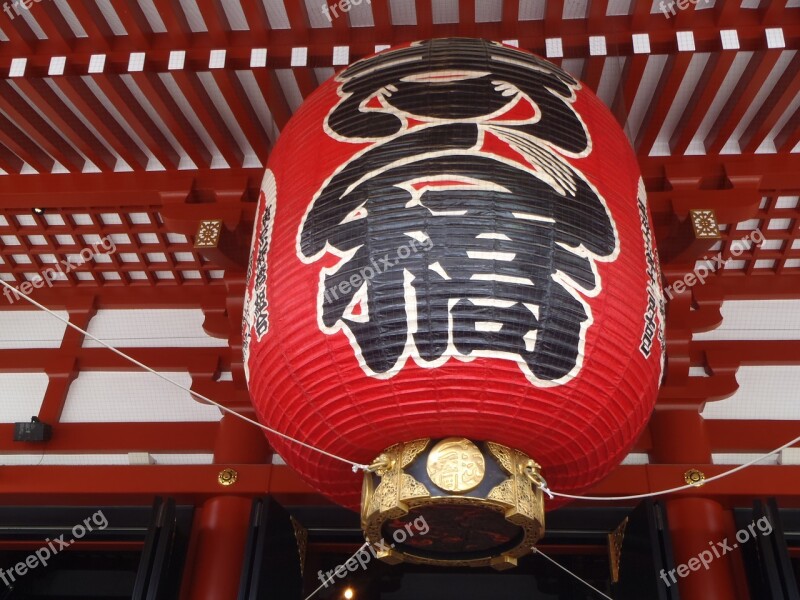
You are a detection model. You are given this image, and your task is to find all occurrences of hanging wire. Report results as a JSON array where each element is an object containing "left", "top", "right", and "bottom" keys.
[
  {"left": 3, "top": 280, "right": 797, "bottom": 501},
  {"left": 538, "top": 433, "right": 800, "bottom": 502},
  {"left": 532, "top": 547, "right": 614, "bottom": 600},
  {"left": 0, "top": 279, "right": 370, "bottom": 473},
  {"left": 303, "top": 542, "right": 370, "bottom": 600}
]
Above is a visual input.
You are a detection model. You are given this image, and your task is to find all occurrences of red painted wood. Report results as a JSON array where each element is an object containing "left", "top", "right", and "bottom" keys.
[{"left": 666, "top": 499, "right": 742, "bottom": 600}]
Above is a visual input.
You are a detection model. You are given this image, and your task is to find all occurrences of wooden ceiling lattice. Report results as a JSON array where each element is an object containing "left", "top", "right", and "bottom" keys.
[
  {"left": 0, "top": 208, "right": 224, "bottom": 287},
  {"left": 0, "top": 1, "right": 796, "bottom": 176}
]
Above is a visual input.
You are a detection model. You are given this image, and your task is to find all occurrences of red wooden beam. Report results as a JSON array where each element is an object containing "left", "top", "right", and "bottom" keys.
[
  {"left": 740, "top": 55, "right": 800, "bottom": 153},
  {"left": 107, "top": 0, "right": 152, "bottom": 48},
  {"left": 292, "top": 66, "right": 318, "bottom": 100},
  {"left": 414, "top": 0, "right": 433, "bottom": 39},
  {"left": 2, "top": 464, "right": 800, "bottom": 508},
  {"left": 0, "top": 140, "right": 24, "bottom": 174},
  {"left": 705, "top": 49, "right": 783, "bottom": 155},
  {"left": 0, "top": 80, "right": 85, "bottom": 171},
  {"left": 629, "top": 0, "right": 652, "bottom": 29},
  {"left": 329, "top": 0, "right": 349, "bottom": 36},
  {"left": 774, "top": 108, "right": 800, "bottom": 154},
  {"left": 0, "top": 464, "right": 277, "bottom": 505},
  {"left": 714, "top": 0, "right": 742, "bottom": 26},
  {"left": 706, "top": 420, "right": 800, "bottom": 453},
  {"left": 66, "top": 0, "right": 113, "bottom": 51},
  {"left": 576, "top": 464, "right": 800, "bottom": 509},
  {"left": 0, "top": 168, "right": 261, "bottom": 208},
  {"left": 1, "top": 12, "right": 798, "bottom": 69},
  {"left": 636, "top": 51, "right": 694, "bottom": 155},
  {"left": 10, "top": 77, "right": 117, "bottom": 170},
  {"left": 693, "top": 274, "right": 800, "bottom": 300},
  {"left": 239, "top": 0, "right": 271, "bottom": 35},
  {"left": 1, "top": 6, "right": 38, "bottom": 52},
  {"left": 209, "top": 68, "right": 272, "bottom": 160},
  {"left": 612, "top": 52, "right": 648, "bottom": 127},
  {"left": 699, "top": 339, "right": 800, "bottom": 368},
  {"left": 53, "top": 76, "right": 148, "bottom": 170},
  {"left": 89, "top": 74, "right": 181, "bottom": 169},
  {"left": 37, "top": 306, "right": 94, "bottom": 424},
  {"left": 0, "top": 110, "right": 54, "bottom": 173},
  {"left": 0, "top": 285, "right": 229, "bottom": 309},
  {"left": 457, "top": 0, "right": 475, "bottom": 37},
  {"left": 760, "top": 0, "right": 786, "bottom": 26},
  {"left": 640, "top": 153, "right": 800, "bottom": 189},
  {"left": 1, "top": 153, "right": 798, "bottom": 210},
  {"left": 128, "top": 71, "right": 213, "bottom": 169},
  {"left": 250, "top": 68, "right": 293, "bottom": 132},
  {"left": 30, "top": 2, "right": 74, "bottom": 52},
  {"left": 169, "top": 70, "right": 244, "bottom": 167},
  {"left": 159, "top": 0, "right": 192, "bottom": 46},
  {"left": 580, "top": 55, "right": 605, "bottom": 93},
  {"left": 0, "top": 422, "right": 219, "bottom": 453},
  {"left": 669, "top": 52, "right": 738, "bottom": 156},
  {"left": 283, "top": 0, "right": 311, "bottom": 42},
  {"left": 371, "top": 0, "right": 392, "bottom": 40},
  {"left": 195, "top": 0, "right": 231, "bottom": 45},
  {"left": 0, "top": 347, "right": 228, "bottom": 374}
]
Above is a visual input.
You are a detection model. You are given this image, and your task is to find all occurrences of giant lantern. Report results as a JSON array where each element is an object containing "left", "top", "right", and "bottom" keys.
[{"left": 244, "top": 38, "right": 665, "bottom": 569}]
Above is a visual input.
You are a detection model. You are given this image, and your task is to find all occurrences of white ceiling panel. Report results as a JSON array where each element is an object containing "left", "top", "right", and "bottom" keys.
[
  {"left": 82, "top": 309, "right": 228, "bottom": 348},
  {"left": 621, "top": 453, "right": 650, "bottom": 465},
  {"left": 702, "top": 366, "right": 800, "bottom": 420},
  {"left": 0, "top": 310, "right": 69, "bottom": 349},
  {"left": 389, "top": 0, "right": 417, "bottom": 24},
  {"left": 694, "top": 300, "right": 800, "bottom": 340},
  {"left": 0, "top": 373, "right": 48, "bottom": 423},
  {"left": 61, "top": 371, "right": 223, "bottom": 422},
  {"left": 432, "top": 0, "right": 459, "bottom": 23},
  {"left": 712, "top": 452, "right": 779, "bottom": 465}
]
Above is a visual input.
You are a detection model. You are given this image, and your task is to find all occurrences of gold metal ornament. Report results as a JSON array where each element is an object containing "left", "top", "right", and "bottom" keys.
[
  {"left": 426, "top": 437, "right": 486, "bottom": 493},
  {"left": 194, "top": 219, "right": 224, "bottom": 248},
  {"left": 361, "top": 438, "right": 545, "bottom": 570},
  {"left": 608, "top": 517, "right": 628, "bottom": 583},
  {"left": 217, "top": 467, "right": 238, "bottom": 486},
  {"left": 290, "top": 516, "right": 308, "bottom": 576},
  {"left": 684, "top": 468, "right": 706, "bottom": 487},
  {"left": 689, "top": 209, "right": 721, "bottom": 239}
]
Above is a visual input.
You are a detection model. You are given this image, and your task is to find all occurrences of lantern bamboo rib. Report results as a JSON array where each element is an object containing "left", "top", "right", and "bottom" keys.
[
  {"left": 0, "top": 279, "right": 371, "bottom": 473},
  {"left": 5, "top": 274, "right": 795, "bottom": 500}
]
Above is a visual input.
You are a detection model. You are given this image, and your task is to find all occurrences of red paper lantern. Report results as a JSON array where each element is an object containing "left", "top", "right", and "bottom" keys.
[{"left": 244, "top": 38, "right": 664, "bottom": 566}]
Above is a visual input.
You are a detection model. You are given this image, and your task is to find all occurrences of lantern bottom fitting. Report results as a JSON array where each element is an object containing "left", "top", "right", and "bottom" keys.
[{"left": 360, "top": 437, "right": 545, "bottom": 570}]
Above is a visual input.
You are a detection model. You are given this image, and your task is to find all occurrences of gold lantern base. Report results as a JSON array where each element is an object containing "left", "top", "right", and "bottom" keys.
[{"left": 361, "top": 438, "right": 545, "bottom": 570}]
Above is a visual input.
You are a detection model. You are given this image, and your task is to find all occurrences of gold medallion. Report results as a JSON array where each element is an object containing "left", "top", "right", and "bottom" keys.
[{"left": 426, "top": 437, "right": 486, "bottom": 493}]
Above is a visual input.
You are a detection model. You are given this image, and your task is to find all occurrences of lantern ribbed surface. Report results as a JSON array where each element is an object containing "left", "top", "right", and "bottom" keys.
[{"left": 244, "top": 38, "right": 665, "bottom": 510}]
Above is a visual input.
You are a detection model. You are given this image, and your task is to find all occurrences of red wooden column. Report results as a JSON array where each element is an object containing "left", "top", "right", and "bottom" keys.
[
  {"left": 650, "top": 408, "right": 747, "bottom": 599},
  {"left": 182, "top": 378, "right": 271, "bottom": 598},
  {"left": 665, "top": 498, "right": 742, "bottom": 600}
]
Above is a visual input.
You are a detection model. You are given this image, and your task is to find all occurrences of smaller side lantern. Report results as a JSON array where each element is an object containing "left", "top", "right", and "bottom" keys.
[{"left": 361, "top": 438, "right": 545, "bottom": 570}]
